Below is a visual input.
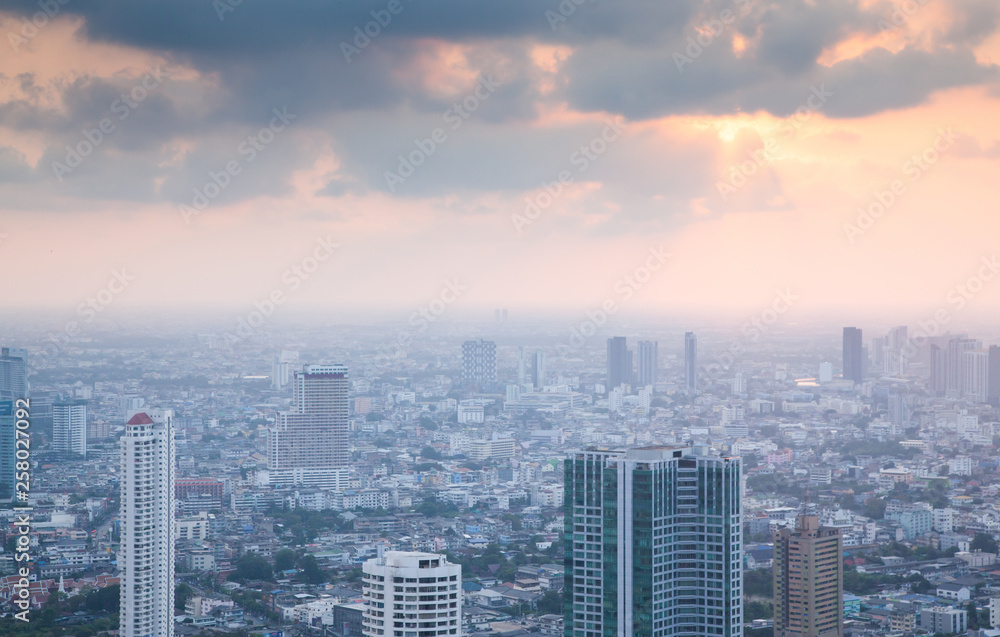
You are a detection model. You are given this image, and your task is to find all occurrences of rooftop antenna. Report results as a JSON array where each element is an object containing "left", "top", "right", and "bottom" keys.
[{"left": 798, "top": 485, "right": 810, "bottom": 529}]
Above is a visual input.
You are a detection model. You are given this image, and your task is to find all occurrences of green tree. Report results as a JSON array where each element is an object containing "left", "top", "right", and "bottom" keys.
[
  {"left": 745, "top": 600, "right": 773, "bottom": 621},
  {"left": 85, "top": 584, "right": 120, "bottom": 613},
  {"left": 175, "top": 583, "right": 194, "bottom": 611},
  {"left": 537, "top": 591, "right": 562, "bottom": 614},
  {"left": 971, "top": 533, "right": 998, "bottom": 554},
  {"left": 274, "top": 548, "right": 297, "bottom": 573},
  {"left": 298, "top": 554, "right": 326, "bottom": 585},
  {"left": 419, "top": 416, "right": 438, "bottom": 430},
  {"left": 843, "top": 569, "right": 899, "bottom": 595},
  {"left": 744, "top": 569, "right": 773, "bottom": 598},
  {"left": 863, "top": 497, "right": 886, "bottom": 520},
  {"left": 421, "top": 446, "right": 443, "bottom": 460},
  {"left": 230, "top": 552, "right": 273, "bottom": 582},
  {"left": 967, "top": 601, "right": 980, "bottom": 629}
]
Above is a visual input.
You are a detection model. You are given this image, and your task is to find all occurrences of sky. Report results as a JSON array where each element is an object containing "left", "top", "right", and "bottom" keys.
[{"left": 1, "top": 0, "right": 999, "bottom": 326}]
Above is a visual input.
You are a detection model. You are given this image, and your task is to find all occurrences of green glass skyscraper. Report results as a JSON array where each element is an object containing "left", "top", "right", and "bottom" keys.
[
  {"left": 0, "top": 401, "right": 16, "bottom": 499},
  {"left": 564, "top": 446, "right": 742, "bottom": 637}
]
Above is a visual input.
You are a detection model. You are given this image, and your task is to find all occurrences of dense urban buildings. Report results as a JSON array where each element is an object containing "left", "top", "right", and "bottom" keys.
[
  {"left": 361, "top": 551, "right": 462, "bottom": 637},
  {"left": 119, "top": 410, "right": 175, "bottom": 637},
  {"left": 773, "top": 511, "right": 844, "bottom": 637},
  {"left": 6, "top": 318, "right": 1000, "bottom": 636},
  {"left": 564, "top": 446, "right": 742, "bottom": 637}
]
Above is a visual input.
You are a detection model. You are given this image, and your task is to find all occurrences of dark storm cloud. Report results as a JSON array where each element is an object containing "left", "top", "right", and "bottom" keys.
[
  {"left": 0, "top": 145, "right": 32, "bottom": 184},
  {"left": 942, "top": 0, "right": 1000, "bottom": 46},
  {"left": 820, "top": 47, "right": 996, "bottom": 118},
  {"left": 0, "top": 0, "right": 997, "bottom": 205},
  {"left": 1, "top": 0, "right": 995, "bottom": 125},
  {"left": 0, "top": 0, "right": 692, "bottom": 52},
  {"left": 0, "top": 71, "right": 180, "bottom": 149},
  {"left": 750, "top": 1, "right": 866, "bottom": 75},
  {"left": 559, "top": 0, "right": 998, "bottom": 120}
]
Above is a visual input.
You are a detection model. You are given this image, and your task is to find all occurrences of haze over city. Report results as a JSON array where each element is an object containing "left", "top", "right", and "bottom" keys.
[{"left": 2, "top": 2, "right": 1000, "bottom": 637}]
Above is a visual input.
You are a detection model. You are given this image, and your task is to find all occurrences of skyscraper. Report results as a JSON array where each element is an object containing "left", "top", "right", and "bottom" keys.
[
  {"left": 607, "top": 336, "right": 632, "bottom": 390},
  {"left": 929, "top": 345, "right": 947, "bottom": 397},
  {"left": 1, "top": 349, "right": 29, "bottom": 499},
  {"left": 773, "top": 511, "right": 844, "bottom": 637},
  {"left": 684, "top": 332, "right": 698, "bottom": 392},
  {"left": 963, "top": 349, "right": 990, "bottom": 403},
  {"left": 53, "top": 399, "right": 87, "bottom": 457},
  {"left": 883, "top": 325, "right": 908, "bottom": 374},
  {"left": 120, "top": 409, "right": 175, "bottom": 637},
  {"left": 268, "top": 364, "right": 350, "bottom": 485},
  {"left": 532, "top": 351, "right": 546, "bottom": 389},
  {"left": 361, "top": 551, "right": 462, "bottom": 637},
  {"left": 462, "top": 339, "right": 497, "bottom": 389},
  {"left": 270, "top": 350, "right": 298, "bottom": 390},
  {"left": 0, "top": 401, "right": 15, "bottom": 500},
  {"left": 842, "top": 327, "right": 864, "bottom": 385},
  {"left": 888, "top": 391, "right": 910, "bottom": 425},
  {"left": 636, "top": 340, "right": 658, "bottom": 387},
  {"left": 988, "top": 345, "right": 1000, "bottom": 405},
  {"left": 564, "top": 446, "right": 743, "bottom": 637},
  {"left": 517, "top": 346, "right": 527, "bottom": 385},
  {"left": 947, "top": 337, "right": 979, "bottom": 397},
  {"left": 0, "top": 347, "right": 27, "bottom": 400}
]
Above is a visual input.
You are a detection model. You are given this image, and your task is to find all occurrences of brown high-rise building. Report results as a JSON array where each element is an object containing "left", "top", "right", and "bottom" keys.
[{"left": 774, "top": 513, "right": 844, "bottom": 637}]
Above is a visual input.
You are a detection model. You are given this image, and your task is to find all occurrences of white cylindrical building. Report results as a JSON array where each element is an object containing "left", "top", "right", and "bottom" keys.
[
  {"left": 362, "top": 551, "right": 462, "bottom": 637},
  {"left": 120, "top": 409, "right": 175, "bottom": 637}
]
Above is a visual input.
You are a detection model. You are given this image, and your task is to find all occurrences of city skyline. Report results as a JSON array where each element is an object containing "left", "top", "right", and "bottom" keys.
[{"left": 0, "top": 2, "right": 997, "bottom": 635}]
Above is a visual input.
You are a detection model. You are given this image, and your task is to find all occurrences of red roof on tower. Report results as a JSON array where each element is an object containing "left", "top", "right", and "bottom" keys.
[{"left": 126, "top": 412, "right": 154, "bottom": 425}]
